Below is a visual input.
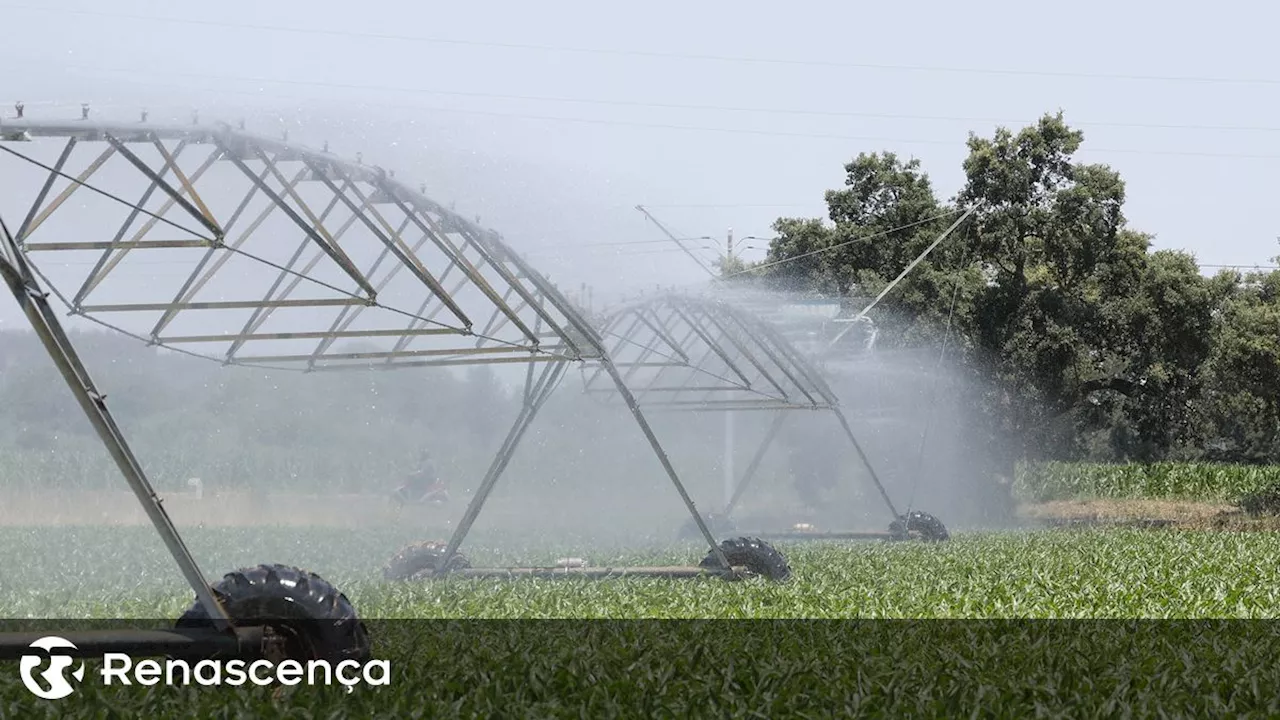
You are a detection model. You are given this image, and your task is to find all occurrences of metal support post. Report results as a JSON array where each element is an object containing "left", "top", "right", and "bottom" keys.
[
  {"left": 436, "top": 360, "right": 569, "bottom": 572},
  {"left": 724, "top": 411, "right": 788, "bottom": 516},
  {"left": 831, "top": 406, "right": 900, "bottom": 519},
  {"left": 598, "top": 357, "right": 733, "bottom": 571},
  {"left": 0, "top": 217, "right": 232, "bottom": 628},
  {"left": 723, "top": 411, "right": 734, "bottom": 508}
]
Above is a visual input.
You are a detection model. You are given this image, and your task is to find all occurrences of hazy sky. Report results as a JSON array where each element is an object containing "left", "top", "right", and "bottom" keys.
[{"left": 2, "top": 0, "right": 1278, "bottom": 306}]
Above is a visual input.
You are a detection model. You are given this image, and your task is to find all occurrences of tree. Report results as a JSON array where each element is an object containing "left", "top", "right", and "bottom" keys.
[
  {"left": 760, "top": 152, "right": 949, "bottom": 297},
  {"left": 755, "top": 111, "right": 1265, "bottom": 468},
  {"left": 1193, "top": 269, "right": 1280, "bottom": 462},
  {"left": 822, "top": 152, "right": 949, "bottom": 283},
  {"left": 759, "top": 217, "right": 837, "bottom": 294},
  {"left": 954, "top": 111, "right": 1150, "bottom": 465},
  {"left": 1086, "top": 250, "right": 1220, "bottom": 460}
]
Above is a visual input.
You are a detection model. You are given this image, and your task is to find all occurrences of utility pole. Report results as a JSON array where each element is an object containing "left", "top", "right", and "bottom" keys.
[
  {"left": 722, "top": 226, "right": 735, "bottom": 504},
  {"left": 724, "top": 398, "right": 735, "bottom": 508},
  {"left": 630, "top": 208, "right": 759, "bottom": 509},
  {"left": 718, "top": 227, "right": 745, "bottom": 279},
  {"left": 725, "top": 228, "right": 734, "bottom": 277}
]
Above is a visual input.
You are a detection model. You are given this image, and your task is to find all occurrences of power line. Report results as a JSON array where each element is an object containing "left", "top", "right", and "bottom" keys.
[
  {"left": 725, "top": 208, "right": 968, "bottom": 279},
  {"left": 628, "top": 204, "right": 816, "bottom": 209},
  {"left": 525, "top": 238, "right": 711, "bottom": 249},
  {"left": 526, "top": 246, "right": 719, "bottom": 258},
  {"left": 40, "top": 256, "right": 1275, "bottom": 270},
  {"left": 12, "top": 84, "right": 1280, "bottom": 164},
  {"left": 31, "top": 62, "right": 1280, "bottom": 135},
  {"left": 4, "top": 3, "right": 1280, "bottom": 87}
]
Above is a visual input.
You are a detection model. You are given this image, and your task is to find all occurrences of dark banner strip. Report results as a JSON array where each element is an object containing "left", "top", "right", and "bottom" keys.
[{"left": 1, "top": 620, "right": 1278, "bottom": 717}]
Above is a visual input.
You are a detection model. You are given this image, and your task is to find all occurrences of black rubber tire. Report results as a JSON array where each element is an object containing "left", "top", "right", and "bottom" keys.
[
  {"left": 889, "top": 511, "right": 950, "bottom": 542},
  {"left": 383, "top": 540, "right": 471, "bottom": 581},
  {"left": 175, "top": 563, "right": 370, "bottom": 664},
  {"left": 677, "top": 512, "right": 737, "bottom": 541},
  {"left": 698, "top": 536, "right": 791, "bottom": 582}
]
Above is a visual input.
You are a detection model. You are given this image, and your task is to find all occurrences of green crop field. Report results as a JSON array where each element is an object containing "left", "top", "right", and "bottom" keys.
[
  {"left": 1015, "top": 461, "right": 1280, "bottom": 502},
  {"left": 1, "top": 462, "right": 1277, "bottom": 716},
  {"left": 2, "top": 525, "right": 1280, "bottom": 619},
  {"left": 3, "top": 524, "right": 1280, "bottom": 717}
]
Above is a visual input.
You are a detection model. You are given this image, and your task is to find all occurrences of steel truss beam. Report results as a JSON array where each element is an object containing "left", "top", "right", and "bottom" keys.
[
  {"left": 579, "top": 292, "right": 901, "bottom": 523},
  {"left": 0, "top": 114, "right": 737, "bottom": 598},
  {"left": 0, "top": 118, "right": 603, "bottom": 369},
  {"left": 582, "top": 293, "right": 839, "bottom": 411}
]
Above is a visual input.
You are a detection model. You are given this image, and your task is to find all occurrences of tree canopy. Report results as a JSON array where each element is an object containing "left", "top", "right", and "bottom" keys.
[{"left": 753, "top": 111, "right": 1278, "bottom": 467}]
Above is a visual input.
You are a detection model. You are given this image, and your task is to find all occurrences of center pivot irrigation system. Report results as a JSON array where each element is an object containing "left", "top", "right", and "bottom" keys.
[{"left": 0, "top": 111, "right": 844, "bottom": 664}]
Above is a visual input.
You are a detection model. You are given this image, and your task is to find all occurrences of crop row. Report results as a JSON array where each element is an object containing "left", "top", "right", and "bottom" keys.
[{"left": 1013, "top": 461, "right": 1280, "bottom": 502}]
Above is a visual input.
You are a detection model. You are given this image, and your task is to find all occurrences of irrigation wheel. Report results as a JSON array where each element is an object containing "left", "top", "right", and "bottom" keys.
[
  {"left": 383, "top": 540, "right": 471, "bottom": 581},
  {"left": 888, "top": 511, "right": 950, "bottom": 542},
  {"left": 176, "top": 563, "right": 371, "bottom": 664},
  {"left": 699, "top": 536, "right": 792, "bottom": 582}
]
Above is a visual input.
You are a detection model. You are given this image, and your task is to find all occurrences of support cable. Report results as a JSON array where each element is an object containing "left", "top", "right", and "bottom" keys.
[{"left": 901, "top": 257, "right": 967, "bottom": 526}]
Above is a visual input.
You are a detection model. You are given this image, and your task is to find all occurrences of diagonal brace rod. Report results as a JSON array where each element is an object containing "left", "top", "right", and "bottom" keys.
[
  {"left": 599, "top": 357, "right": 733, "bottom": 570},
  {"left": 437, "top": 359, "right": 568, "bottom": 572},
  {"left": 724, "top": 411, "right": 789, "bottom": 516},
  {"left": 216, "top": 142, "right": 377, "bottom": 299},
  {"left": 831, "top": 406, "right": 900, "bottom": 519},
  {"left": 16, "top": 136, "right": 77, "bottom": 242},
  {"left": 0, "top": 217, "right": 231, "bottom": 630},
  {"left": 105, "top": 134, "right": 224, "bottom": 241},
  {"left": 315, "top": 164, "right": 475, "bottom": 331}
]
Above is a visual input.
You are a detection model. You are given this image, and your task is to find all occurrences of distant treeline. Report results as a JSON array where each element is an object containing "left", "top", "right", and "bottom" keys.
[{"left": 0, "top": 328, "right": 778, "bottom": 507}]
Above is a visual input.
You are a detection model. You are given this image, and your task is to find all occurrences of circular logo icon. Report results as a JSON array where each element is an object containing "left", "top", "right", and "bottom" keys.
[{"left": 19, "top": 636, "right": 85, "bottom": 700}]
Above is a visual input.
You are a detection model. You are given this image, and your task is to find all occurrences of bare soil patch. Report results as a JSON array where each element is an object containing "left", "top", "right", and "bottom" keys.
[
  {"left": 1176, "top": 511, "right": 1280, "bottom": 532},
  {"left": 1020, "top": 498, "right": 1234, "bottom": 523},
  {"left": 1017, "top": 498, "right": 1280, "bottom": 532}
]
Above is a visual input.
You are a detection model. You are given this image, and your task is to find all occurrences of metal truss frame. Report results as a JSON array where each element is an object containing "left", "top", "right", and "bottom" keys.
[
  {"left": 578, "top": 292, "right": 902, "bottom": 525},
  {"left": 0, "top": 118, "right": 602, "bottom": 369},
  {"left": 0, "top": 115, "right": 736, "bottom": 599}
]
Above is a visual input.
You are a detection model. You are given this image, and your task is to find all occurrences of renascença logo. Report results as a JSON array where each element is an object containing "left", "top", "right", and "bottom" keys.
[
  {"left": 20, "top": 636, "right": 86, "bottom": 700},
  {"left": 18, "top": 635, "right": 390, "bottom": 699}
]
